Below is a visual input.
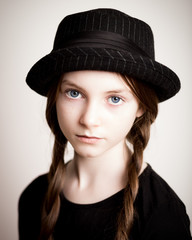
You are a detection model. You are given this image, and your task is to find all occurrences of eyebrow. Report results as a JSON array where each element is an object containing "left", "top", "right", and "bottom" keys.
[
  {"left": 61, "top": 80, "right": 87, "bottom": 92},
  {"left": 105, "top": 89, "right": 131, "bottom": 94},
  {"left": 61, "top": 79, "right": 132, "bottom": 94}
]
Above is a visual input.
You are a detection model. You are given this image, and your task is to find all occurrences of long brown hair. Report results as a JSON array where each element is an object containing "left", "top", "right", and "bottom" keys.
[
  {"left": 39, "top": 73, "right": 158, "bottom": 240},
  {"left": 116, "top": 75, "right": 158, "bottom": 239}
]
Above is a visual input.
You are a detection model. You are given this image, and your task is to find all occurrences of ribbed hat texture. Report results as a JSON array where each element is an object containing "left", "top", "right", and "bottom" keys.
[{"left": 26, "top": 8, "right": 180, "bottom": 102}]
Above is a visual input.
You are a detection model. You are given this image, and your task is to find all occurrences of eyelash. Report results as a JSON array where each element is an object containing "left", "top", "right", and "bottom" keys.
[
  {"left": 65, "top": 89, "right": 83, "bottom": 99},
  {"left": 64, "top": 89, "right": 125, "bottom": 105},
  {"left": 108, "top": 96, "right": 124, "bottom": 105}
]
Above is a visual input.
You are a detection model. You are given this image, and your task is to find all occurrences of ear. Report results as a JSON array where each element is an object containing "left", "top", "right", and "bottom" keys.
[{"left": 136, "top": 106, "right": 144, "bottom": 118}]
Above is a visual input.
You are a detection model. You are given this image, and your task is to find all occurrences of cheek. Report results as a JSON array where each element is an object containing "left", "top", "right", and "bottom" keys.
[
  {"left": 110, "top": 108, "right": 138, "bottom": 137},
  {"left": 56, "top": 100, "right": 73, "bottom": 132},
  {"left": 56, "top": 98, "right": 84, "bottom": 136}
]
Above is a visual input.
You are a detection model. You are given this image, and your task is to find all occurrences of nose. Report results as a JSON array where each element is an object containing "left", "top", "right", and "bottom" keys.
[{"left": 79, "top": 100, "right": 101, "bottom": 127}]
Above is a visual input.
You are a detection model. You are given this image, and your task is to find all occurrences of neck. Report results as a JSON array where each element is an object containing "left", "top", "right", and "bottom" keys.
[
  {"left": 63, "top": 141, "right": 147, "bottom": 204},
  {"left": 70, "top": 141, "right": 131, "bottom": 190}
]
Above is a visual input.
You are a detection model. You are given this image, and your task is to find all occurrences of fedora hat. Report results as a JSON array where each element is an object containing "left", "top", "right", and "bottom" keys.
[{"left": 26, "top": 8, "right": 180, "bottom": 102}]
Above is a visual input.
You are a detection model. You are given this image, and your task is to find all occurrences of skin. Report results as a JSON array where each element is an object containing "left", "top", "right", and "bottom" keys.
[{"left": 56, "top": 70, "right": 145, "bottom": 204}]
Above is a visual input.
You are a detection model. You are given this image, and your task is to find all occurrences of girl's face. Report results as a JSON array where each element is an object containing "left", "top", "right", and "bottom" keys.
[{"left": 56, "top": 71, "right": 142, "bottom": 159}]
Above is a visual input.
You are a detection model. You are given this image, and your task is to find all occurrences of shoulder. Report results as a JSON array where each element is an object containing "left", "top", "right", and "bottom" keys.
[
  {"left": 134, "top": 164, "right": 191, "bottom": 239},
  {"left": 138, "top": 164, "right": 183, "bottom": 207},
  {"left": 18, "top": 174, "right": 48, "bottom": 240},
  {"left": 19, "top": 173, "right": 48, "bottom": 206}
]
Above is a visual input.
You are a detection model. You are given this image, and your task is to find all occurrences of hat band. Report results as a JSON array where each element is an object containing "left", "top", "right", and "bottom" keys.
[{"left": 54, "top": 31, "right": 150, "bottom": 58}]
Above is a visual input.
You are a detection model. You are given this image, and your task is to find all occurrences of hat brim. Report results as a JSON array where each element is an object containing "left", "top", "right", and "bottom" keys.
[{"left": 26, "top": 47, "right": 180, "bottom": 102}]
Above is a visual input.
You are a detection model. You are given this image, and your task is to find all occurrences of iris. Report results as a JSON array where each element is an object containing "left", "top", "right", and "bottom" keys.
[
  {"left": 69, "top": 90, "right": 80, "bottom": 98},
  {"left": 110, "top": 96, "right": 121, "bottom": 104}
]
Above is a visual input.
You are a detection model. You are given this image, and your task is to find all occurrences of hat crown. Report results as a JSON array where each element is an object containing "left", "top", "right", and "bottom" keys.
[{"left": 53, "top": 8, "right": 155, "bottom": 59}]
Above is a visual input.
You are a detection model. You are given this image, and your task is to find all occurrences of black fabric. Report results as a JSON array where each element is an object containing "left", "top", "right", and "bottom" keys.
[
  {"left": 26, "top": 8, "right": 181, "bottom": 102},
  {"left": 18, "top": 164, "right": 192, "bottom": 240},
  {"left": 58, "top": 31, "right": 150, "bottom": 58}
]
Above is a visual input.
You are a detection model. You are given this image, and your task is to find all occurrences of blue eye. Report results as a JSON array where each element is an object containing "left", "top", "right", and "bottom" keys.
[
  {"left": 108, "top": 96, "right": 123, "bottom": 105},
  {"left": 66, "top": 90, "right": 81, "bottom": 98}
]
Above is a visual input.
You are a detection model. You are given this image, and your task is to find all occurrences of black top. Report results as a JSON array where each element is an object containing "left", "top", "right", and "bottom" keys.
[{"left": 18, "top": 164, "right": 192, "bottom": 240}]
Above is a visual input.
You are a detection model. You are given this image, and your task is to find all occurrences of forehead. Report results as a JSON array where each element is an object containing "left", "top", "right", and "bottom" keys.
[{"left": 60, "top": 70, "right": 132, "bottom": 93}]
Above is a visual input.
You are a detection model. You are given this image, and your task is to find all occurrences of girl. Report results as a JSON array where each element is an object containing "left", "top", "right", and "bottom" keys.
[{"left": 19, "top": 8, "right": 191, "bottom": 240}]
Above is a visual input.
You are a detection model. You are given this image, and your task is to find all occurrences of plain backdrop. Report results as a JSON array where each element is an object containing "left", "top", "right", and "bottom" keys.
[{"left": 0, "top": 0, "right": 192, "bottom": 239}]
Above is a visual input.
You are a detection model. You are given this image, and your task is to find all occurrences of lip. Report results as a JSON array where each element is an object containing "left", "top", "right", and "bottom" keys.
[{"left": 76, "top": 135, "right": 102, "bottom": 144}]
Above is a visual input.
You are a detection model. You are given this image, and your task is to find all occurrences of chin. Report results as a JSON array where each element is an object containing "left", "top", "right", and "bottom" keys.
[
  {"left": 75, "top": 151, "right": 100, "bottom": 159},
  {"left": 74, "top": 146, "right": 104, "bottom": 159}
]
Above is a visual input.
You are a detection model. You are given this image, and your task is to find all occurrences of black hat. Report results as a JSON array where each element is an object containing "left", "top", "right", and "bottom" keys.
[{"left": 26, "top": 8, "right": 180, "bottom": 102}]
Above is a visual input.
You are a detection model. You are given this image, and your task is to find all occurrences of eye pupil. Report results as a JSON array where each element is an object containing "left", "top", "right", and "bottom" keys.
[
  {"left": 70, "top": 90, "right": 79, "bottom": 98},
  {"left": 111, "top": 96, "right": 120, "bottom": 103}
]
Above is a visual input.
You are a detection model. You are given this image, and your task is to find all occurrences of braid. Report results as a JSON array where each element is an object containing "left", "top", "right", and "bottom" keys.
[
  {"left": 116, "top": 76, "right": 158, "bottom": 240},
  {"left": 40, "top": 139, "right": 66, "bottom": 240},
  {"left": 39, "top": 78, "right": 67, "bottom": 239}
]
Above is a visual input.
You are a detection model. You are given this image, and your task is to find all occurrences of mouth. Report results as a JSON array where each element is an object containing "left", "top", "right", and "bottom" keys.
[{"left": 76, "top": 135, "right": 102, "bottom": 144}]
